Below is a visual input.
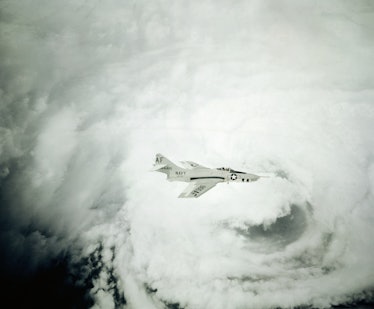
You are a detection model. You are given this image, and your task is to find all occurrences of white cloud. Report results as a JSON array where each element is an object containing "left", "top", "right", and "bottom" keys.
[{"left": 1, "top": 0, "right": 374, "bottom": 308}]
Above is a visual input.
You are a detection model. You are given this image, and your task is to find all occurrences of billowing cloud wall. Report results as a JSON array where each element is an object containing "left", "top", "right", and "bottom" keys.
[{"left": 1, "top": 0, "right": 374, "bottom": 308}]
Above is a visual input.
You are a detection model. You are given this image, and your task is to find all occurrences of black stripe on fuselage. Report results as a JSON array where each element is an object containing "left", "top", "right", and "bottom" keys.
[{"left": 190, "top": 177, "right": 225, "bottom": 180}]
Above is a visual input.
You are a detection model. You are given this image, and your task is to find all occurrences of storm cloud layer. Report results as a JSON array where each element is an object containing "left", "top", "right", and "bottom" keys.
[{"left": 1, "top": 0, "right": 374, "bottom": 308}]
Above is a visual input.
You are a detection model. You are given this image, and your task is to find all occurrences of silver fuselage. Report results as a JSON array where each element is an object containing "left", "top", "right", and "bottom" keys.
[{"left": 167, "top": 167, "right": 259, "bottom": 183}]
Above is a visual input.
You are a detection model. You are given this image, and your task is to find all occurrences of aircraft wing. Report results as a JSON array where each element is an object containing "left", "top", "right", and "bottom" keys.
[
  {"left": 180, "top": 161, "right": 208, "bottom": 169},
  {"left": 178, "top": 180, "right": 219, "bottom": 198}
]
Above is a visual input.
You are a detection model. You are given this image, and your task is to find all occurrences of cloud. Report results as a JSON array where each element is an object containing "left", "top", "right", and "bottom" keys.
[{"left": 1, "top": 0, "right": 374, "bottom": 308}]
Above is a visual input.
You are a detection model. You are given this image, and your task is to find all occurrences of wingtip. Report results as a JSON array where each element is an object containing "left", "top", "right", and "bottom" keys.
[{"left": 178, "top": 193, "right": 194, "bottom": 198}]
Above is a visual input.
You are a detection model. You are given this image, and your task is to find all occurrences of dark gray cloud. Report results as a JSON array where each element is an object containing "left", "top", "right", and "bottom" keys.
[{"left": 1, "top": 0, "right": 374, "bottom": 308}]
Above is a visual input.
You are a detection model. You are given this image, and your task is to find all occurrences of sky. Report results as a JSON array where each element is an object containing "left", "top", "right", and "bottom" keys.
[{"left": 1, "top": 0, "right": 374, "bottom": 308}]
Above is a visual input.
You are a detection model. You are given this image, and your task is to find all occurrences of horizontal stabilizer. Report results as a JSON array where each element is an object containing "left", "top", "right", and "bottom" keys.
[{"left": 151, "top": 164, "right": 167, "bottom": 171}]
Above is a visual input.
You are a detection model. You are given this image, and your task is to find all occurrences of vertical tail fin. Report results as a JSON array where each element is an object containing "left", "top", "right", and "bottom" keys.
[{"left": 152, "top": 154, "right": 181, "bottom": 176}]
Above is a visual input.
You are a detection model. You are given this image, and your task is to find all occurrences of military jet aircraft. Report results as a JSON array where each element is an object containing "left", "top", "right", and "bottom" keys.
[{"left": 152, "top": 153, "right": 263, "bottom": 198}]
